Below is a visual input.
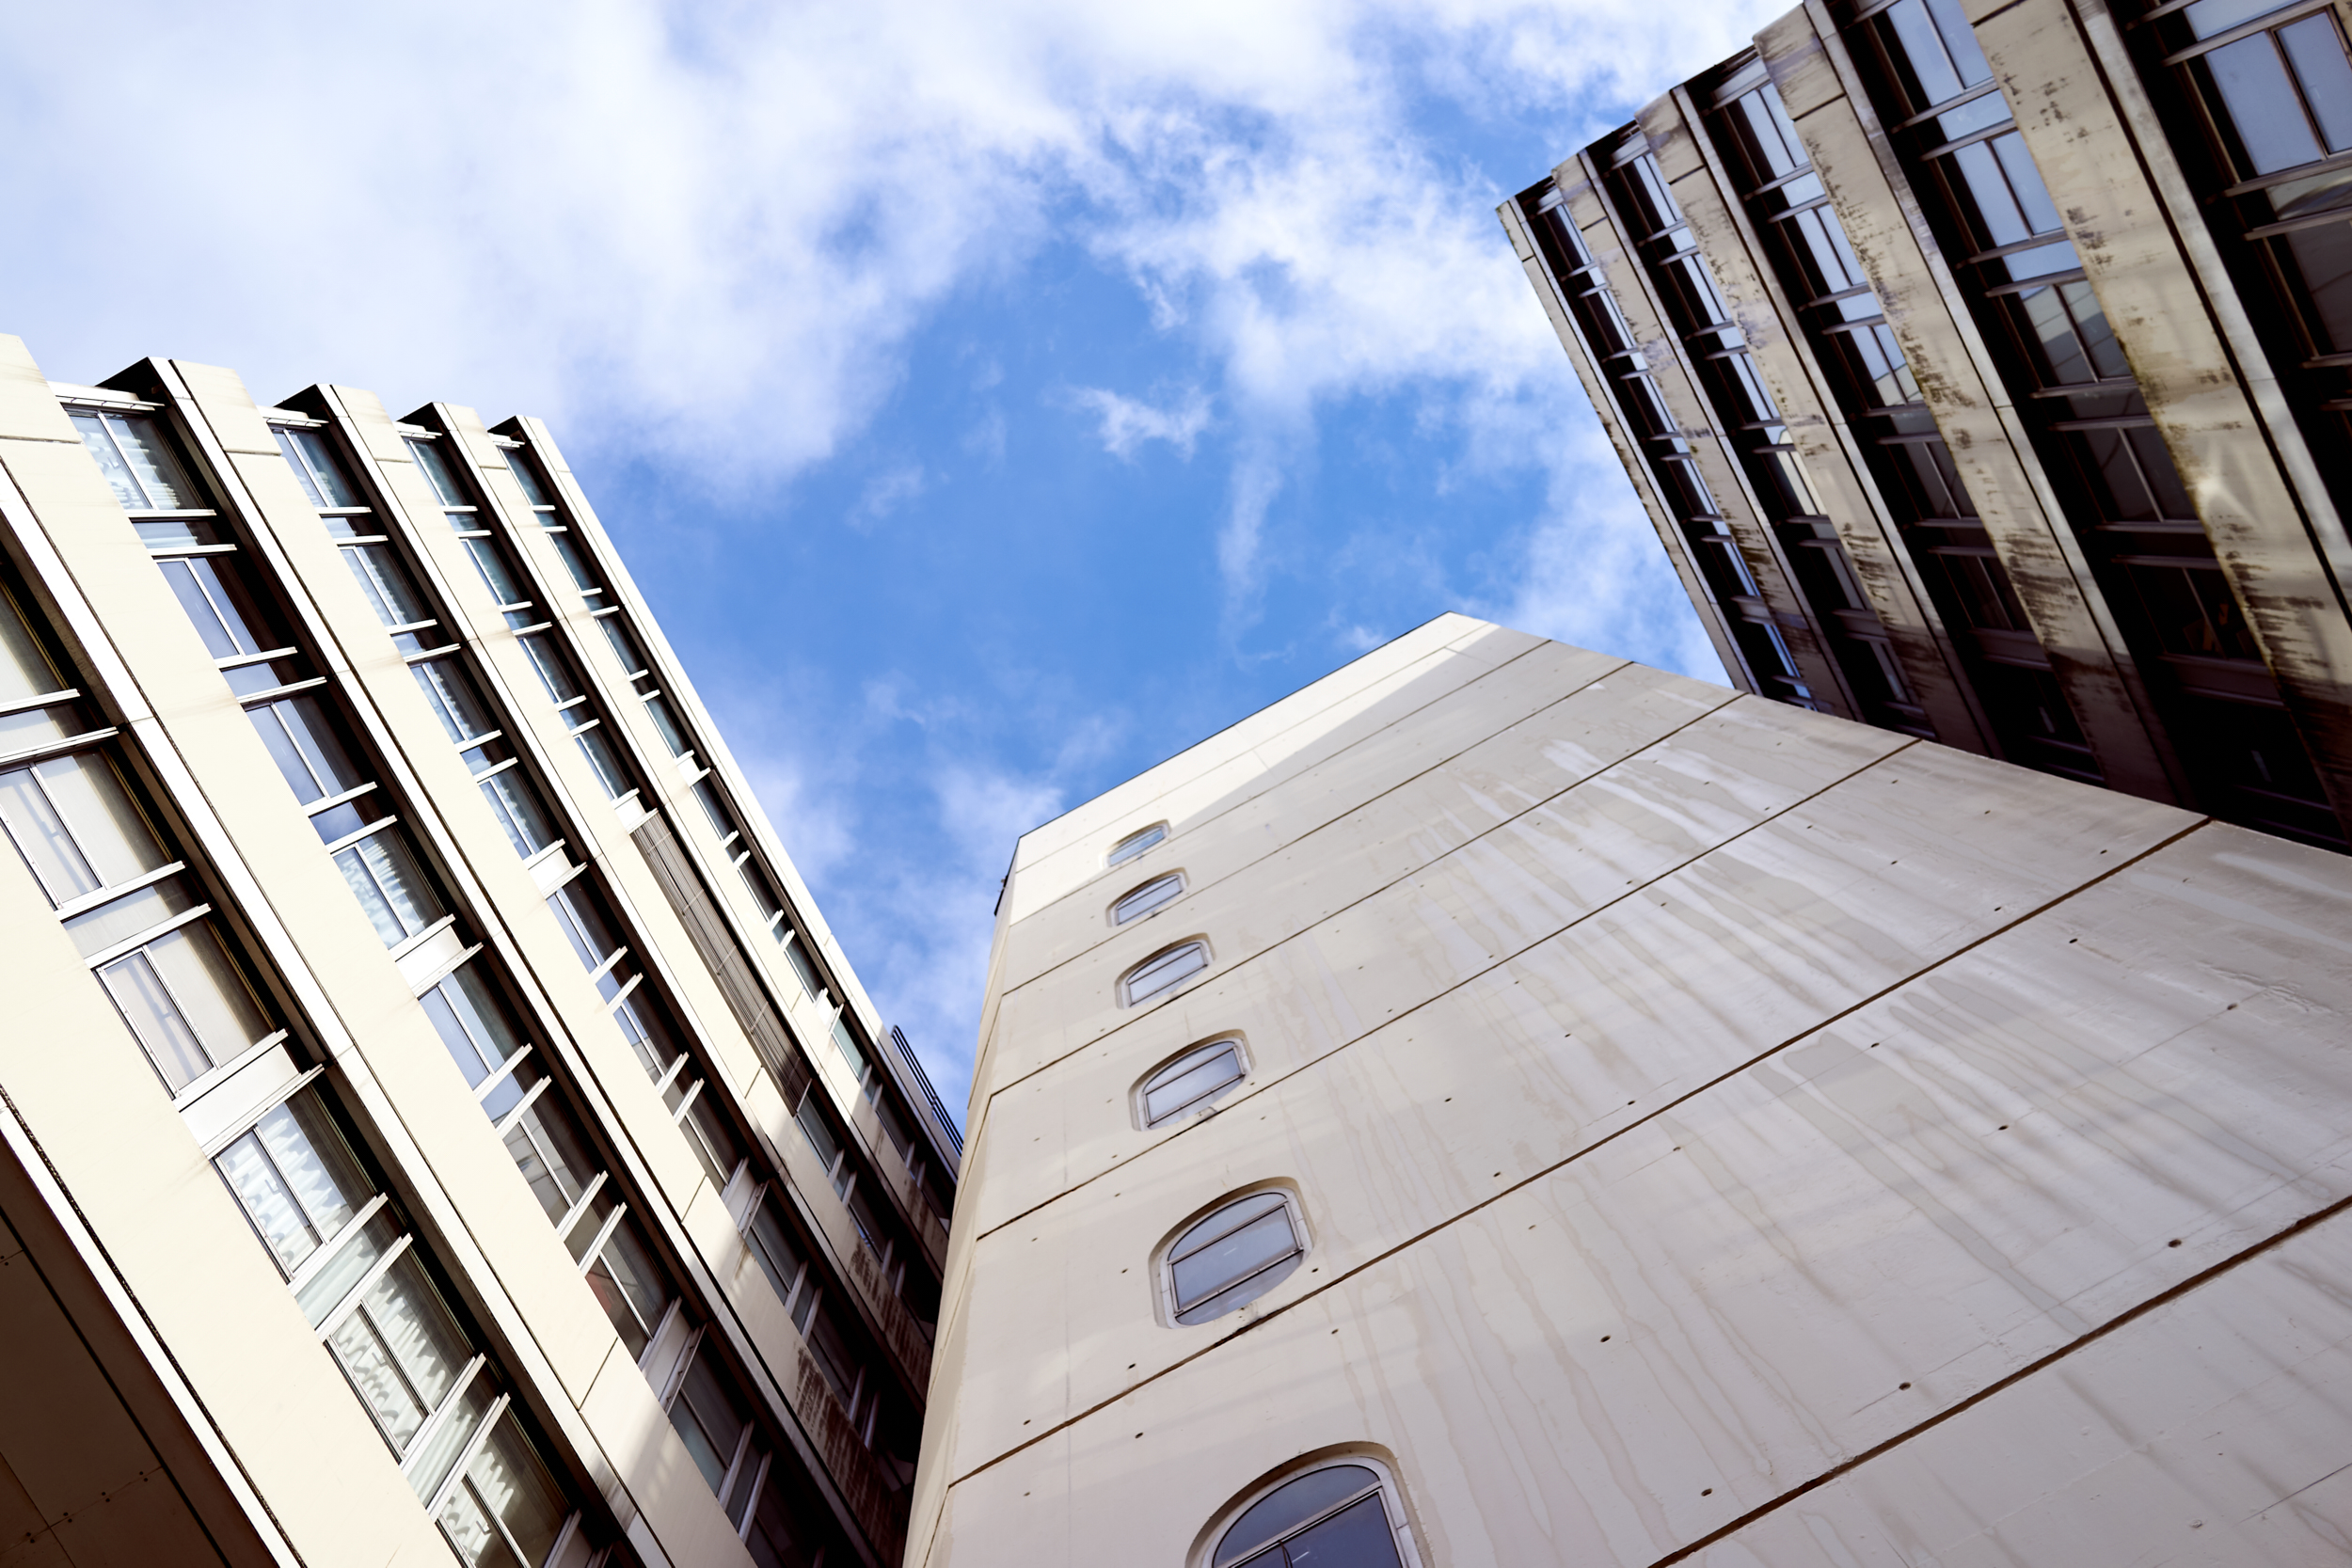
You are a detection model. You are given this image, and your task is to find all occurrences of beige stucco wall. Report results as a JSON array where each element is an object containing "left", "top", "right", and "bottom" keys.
[{"left": 917, "top": 611, "right": 2352, "bottom": 1566}]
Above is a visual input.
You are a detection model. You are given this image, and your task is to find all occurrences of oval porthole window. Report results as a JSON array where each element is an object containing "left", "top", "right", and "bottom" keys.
[
  {"left": 1112, "top": 871, "right": 1184, "bottom": 925},
  {"left": 1165, "top": 1190, "right": 1304, "bottom": 1325},
  {"left": 1122, "top": 941, "right": 1207, "bottom": 1006},
  {"left": 1212, "top": 1462, "right": 1414, "bottom": 1568},
  {"left": 1107, "top": 823, "right": 1167, "bottom": 868},
  {"left": 1138, "top": 1039, "right": 1245, "bottom": 1127}
]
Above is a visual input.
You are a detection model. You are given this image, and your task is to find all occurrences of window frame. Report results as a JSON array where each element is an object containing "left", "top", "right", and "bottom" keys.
[
  {"left": 1136, "top": 1037, "right": 1248, "bottom": 1128},
  {"left": 1111, "top": 870, "right": 1186, "bottom": 926},
  {"left": 1106, "top": 822, "right": 1168, "bottom": 867},
  {"left": 1121, "top": 938, "right": 1211, "bottom": 1007},
  {"left": 1160, "top": 1185, "right": 1309, "bottom": 1327},
  {"left": 1200, "top": 1453, "right": 1424, "bottom": 1568}
]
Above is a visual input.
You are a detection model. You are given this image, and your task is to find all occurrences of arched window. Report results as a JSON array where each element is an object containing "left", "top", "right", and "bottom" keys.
[
  {"left": 1164, "top": 1190, "right": 1303, "bottom": 1325},
  {"left": 1112, "top": 871, "right": 1185, "bottom": 925},
  {"left": 1210, "top": 1461, "right": 1416, "bottom": 1567},
  {"left": 1107, "top": 822, "right": 1167, "bottom": 867},
  {"left": 1122, "top": 941, "right": 1208, "bottom": 1006},
  {"left": 1137, "top": 1039, "right": 1245, "bottom": 1126}
]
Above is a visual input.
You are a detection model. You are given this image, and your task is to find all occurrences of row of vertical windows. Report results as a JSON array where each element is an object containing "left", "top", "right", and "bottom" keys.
[
  {"left": 1700, "top": 65, "right": 2105, "bottom": 781},
  {"left": 2122, "top": 0, "right": 2352, "bottom": 580},
  {"left": 479, "top": 430, "right": 955, "bottom": 1242},
  {"left": 1519, "top": 184, "right": 1815, "bottom": 702},
  {"left": 1601, "top": 137, "right": 1929, "bottom": 734},
  {"left": 79, "top": 393, "right": 912, "bottom": 1560},
  {"left": 0, "top": 567, "right": 590, "bottom": 1567},
  {"left": 1839, "top": 0, "right": 2344, "bottom": 845}
]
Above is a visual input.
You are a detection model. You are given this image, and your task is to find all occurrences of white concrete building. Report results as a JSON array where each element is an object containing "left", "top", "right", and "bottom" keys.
[
  {"left": 919, "top": 612, "right": 2352, "bottom": 1567},
  {"left": 0, "top": 338, "right": 957, "bottom": 1568}
]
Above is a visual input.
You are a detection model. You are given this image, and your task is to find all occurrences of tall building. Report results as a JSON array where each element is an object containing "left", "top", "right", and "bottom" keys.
[
  {"left": 1502, "top": 0, "right": 2352, "bottom": 852},
  {"left": 915, "top": 612, "right": 2352, "bottom": 1566},
  {"left": 0, "top": 337, "right": 959, "bottom": 1568}
]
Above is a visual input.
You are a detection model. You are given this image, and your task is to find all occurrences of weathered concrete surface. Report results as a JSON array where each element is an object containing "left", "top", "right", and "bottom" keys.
[{"left": 915, "top": 613, "right": 2352, "bottom": 1568}]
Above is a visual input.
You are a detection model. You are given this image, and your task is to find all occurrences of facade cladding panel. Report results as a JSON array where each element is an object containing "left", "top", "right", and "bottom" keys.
[
  {"left": 1504, "top": 0, "right": 2352, "bottom": 852},
  {"left": 914, "top": 611, "right": 2352, "bottom": 1567},
  {"left": 0, "top": 337, "right": 959, "bottom": 1568}
]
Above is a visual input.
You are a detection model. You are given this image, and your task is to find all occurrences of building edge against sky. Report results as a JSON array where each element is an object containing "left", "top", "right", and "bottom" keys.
[
  {"left": 1502, "top": 0, "right": 2352, "bottom": 852},
  {"left": 915, "top": 610, "right": 2352, "bottom": 1566},
  {"left": 0, "top": 335, "right": 959, "bottom": 1568}
]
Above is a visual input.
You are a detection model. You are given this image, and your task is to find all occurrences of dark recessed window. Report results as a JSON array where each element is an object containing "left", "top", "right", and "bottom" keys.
[{"left": 1212, "top": 1463, "right": 1411, "bottom": 1568}]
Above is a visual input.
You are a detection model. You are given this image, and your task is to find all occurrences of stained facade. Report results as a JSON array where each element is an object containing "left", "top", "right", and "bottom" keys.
[
  {"left": 0, "top": 339, "right": 958, "bottom": 1568},
  {"left": 914, "top": 612, "right": 2352, "bottom": 1567},
  {"left": 1504, "top": 0, "right": 2352, "bottom": 851}
]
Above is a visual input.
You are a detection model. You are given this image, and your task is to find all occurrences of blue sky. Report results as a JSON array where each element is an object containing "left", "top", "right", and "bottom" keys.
[{"left": 3, "top": 0, "right": 1783, "bottom": 1123}]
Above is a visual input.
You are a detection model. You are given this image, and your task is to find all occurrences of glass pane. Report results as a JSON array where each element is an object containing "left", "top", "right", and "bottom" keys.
[
  {"left": 2281, "top": 15, "right": 2352, "bottom": 156},
  {"left": 108, "top": 415, "right": 199, "bottom": 510},
  {"left": 504, "top": 452, "right": 555, "bottom": 510},
  {"left": 336, "top": 829, "right": 443, "bottom": 946},
  {"left": 597, "top": 615, "right": 647, "bottom": 674},
  {"left": 148, "top": 918, "right": 267, "bottom": 1056},
  {"left": 227, "top": 1092, "right": 372, "bottom": 1270},
  {"left": 405, "top": 438, "right": 470, "bottom": 508},
  {"left": 503, "top": 1101, "right": 597, "bottom": 1223},
  {"left": 1216, "top": 1468, "right": 1383, "bottom": 1567},
  {"left": 1280, "top": 1492, "right": 1400, "bottom": 1568},
  {"left": 575, "top": 727, "right": 632, "bottom": 800},
  {"left": 2185, "top": 0, "right": 2300, "bottom": 38},
  {"left": 0, "top": 762, "right": 100, "bottom": 904},
  {"left": 72, "top": 413, "right": 149, "bottom": 510},
  {"left": 1126, "top": 942, "right": 1207, "bottom": 1004},
  {"left": 342, "top": 545, "right": 432, "bottom": 628},
  {"left": 405, "top": 1367, "right": 494, "bottom": 1504},
  {"left": 585, "top": 1216, "right": 670, "bottom": 1355},
  {"left": 1108, "top": 824, "right": 1165, "bottom": 865},
  {"left": 22, "top": 752, "right": 163, "bottom": 889},
  {"left": 1171, "top": 1207, "right": 1299, "bottom": 1312},
  {"left": 422, "top": 964, "right": 524, "bottom": 1086},
  {"left": 297, "top": 1208, "right": 399, "bottom": 1326},
  {"left": 465, "top": 538, "right": 524, "bottom": 607},
  {"left": 2206, "top": 33, "right": 2320, "bottom": 174},
  {"left": 804, "top": 1297, "right": 864, "bottom": 1407},
  {"left": 66, "top": 875, "right": 196, "bottom": 958},
  {"left": 100, "top": 937, "right": 213, "bottom": 1088},
  {"left": 478, "top": 769, "right": 555, "bottom": 859},
  {"left": 669, "top": 1354, "right": 747, "bottom": 1493},
  {"left": 548, "top": 533, "right": 599, "bottom": 594},
  {"left": 216, "top": 1128, "right": 324, "bottom": 1274},
  {"left": 683, "top": 1095, "right": 742, "bottom": 1187},
  {"left": 1114, "top": 874, "right": 1184, "bottom": 924},
  {"left": 442, "top": 1416, "right": 566, "bottom": 1567},
  {"left": 0, "top": 590, "right": 61, "bottom": 704},
  {"left": 284, "top": 429, "right": 362, "bottom": 508},
  {"left": 346, "top": 1251, "right": 470, "bottom": 1453},
  {"left": 412, "top": 660, "right": 497, "bottom": 745},
  {"left": 1145, "top": 1045, "right": 1244, "bottom": 1124},
  {"left": 158, "top": 557, "right": 265, "bottom": 660},
  {"left": 746, "top": 1200, "right": 807, "bottom": 1308},
  {"left": 518, "top": 635, "right": 582, "bottom": 704},
  {"left": 643, "top": 694, "right": 689, "bottom": 756}
]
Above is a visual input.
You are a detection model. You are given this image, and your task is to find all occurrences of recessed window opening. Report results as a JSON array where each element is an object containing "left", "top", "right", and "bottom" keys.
[
  {"left": 1211, "top": 1461, "right": 1415, "bottom": 1568},
  {"left": 1140, "top": 1040, "right": 1246, "bottom": 1127},
  {"left": 1113, "top": 871, "right": 1185, "bottom": 925},
  {"left": 1107, "top": 822, "right": 1167, "bottom": 866},
  {"left": 1165, "top": 1189, "right": 1305, "bottom": 1325},
  {"left": 1123, "top": 940, "right": 1209, "bottom": 1006}
]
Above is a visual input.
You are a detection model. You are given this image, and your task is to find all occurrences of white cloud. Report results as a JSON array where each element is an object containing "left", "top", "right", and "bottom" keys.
[
  {"left": 1067, "top": 385, "right": 1214, "bottom": 459},
  {"left": 0, "top": 0, "right": 1780, "bottom": 1107},
  {"left": 850, "top": 466, "right": 927, "bottom": 531}
]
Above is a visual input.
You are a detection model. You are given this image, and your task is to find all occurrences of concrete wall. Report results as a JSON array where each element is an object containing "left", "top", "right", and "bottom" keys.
[{"left": 917, "top": 611, "right": 2352, "bottom": 1566}]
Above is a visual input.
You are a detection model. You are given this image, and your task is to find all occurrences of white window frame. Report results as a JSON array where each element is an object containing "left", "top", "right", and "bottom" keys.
[
  {"left": 1199, "top": 1453, "right": 1425, "bottom": 1568},
  {"left": 1136, "top": 1037, "right": 1248, "bottom": 1128},
  {"left": 1107, "top": 821, "right": 1168, "bottom": 867},
  {"left": 1159, "top": 1185, "right": 1308, "bottom": 1327},
  {"left": 1121, "top": 939, "right": 1210, "bottom": 1006},
  {"left": 1111, "top": 870, "right": 1185, "bottom": 926}
]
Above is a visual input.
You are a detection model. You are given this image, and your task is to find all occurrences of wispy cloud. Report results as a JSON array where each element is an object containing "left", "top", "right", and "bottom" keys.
[
  {"left": 1066, "top": 385, "right": 1213, "bottom": 459},
  {"left": 1, "top": 0, "right": 1773, "bottom": 1105}
]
